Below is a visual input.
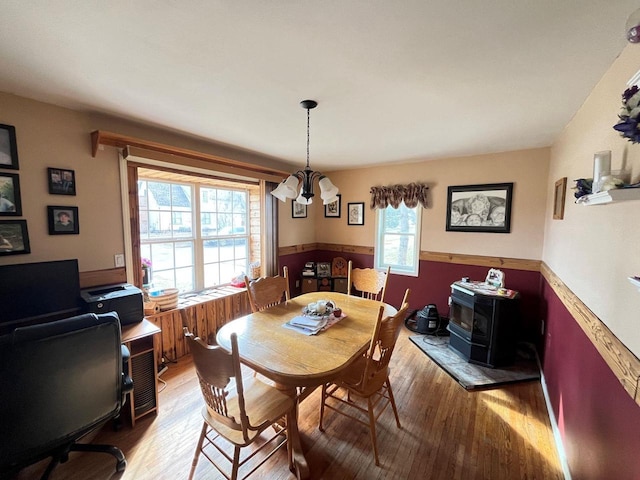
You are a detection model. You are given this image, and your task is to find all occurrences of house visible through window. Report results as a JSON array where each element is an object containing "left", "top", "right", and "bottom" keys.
[
  {"left": 374, "top": 202, "right": 421, "bottom": 276},
  {"left": 138, "top": 171, "right": 260, "bottom": 293}
]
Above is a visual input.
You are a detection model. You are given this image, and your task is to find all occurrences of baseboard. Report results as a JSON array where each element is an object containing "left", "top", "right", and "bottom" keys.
[{"left": 537, "top": 354, "right": 572, "bottom": 480}]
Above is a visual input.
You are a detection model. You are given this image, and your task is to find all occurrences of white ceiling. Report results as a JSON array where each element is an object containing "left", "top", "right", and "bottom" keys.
[{"left": 0, "top": 1, "right": 637, "bottom": 171}]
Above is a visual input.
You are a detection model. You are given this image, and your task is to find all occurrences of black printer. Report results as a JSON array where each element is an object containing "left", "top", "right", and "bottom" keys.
[{"left": 80, "top": 283, "right": 144, "bottom": 326}]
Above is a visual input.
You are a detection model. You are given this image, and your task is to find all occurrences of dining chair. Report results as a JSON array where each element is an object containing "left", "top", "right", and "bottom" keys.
[
  {"left": 347, "top": 260, "right": 390, "bottom": 302},
  {"left": 244, "top": 266, "right": 290, "bottom": 313},
  {"left": 184, "top": 327, "right": 294, "bottom": 480},
  {"left": 318, "top": 288, "right": 411, "bottom": 466}
]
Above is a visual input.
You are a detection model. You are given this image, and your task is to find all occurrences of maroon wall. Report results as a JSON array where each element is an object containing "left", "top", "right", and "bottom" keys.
[
  {"left": 541, "top": 280, "right": 640, "bottom": 480},
  {"left": 283, "top": 251, "right": 543, "bottom": 344},
  {"left": 281, "top": 249, "right": 640, "bottom": 478}
]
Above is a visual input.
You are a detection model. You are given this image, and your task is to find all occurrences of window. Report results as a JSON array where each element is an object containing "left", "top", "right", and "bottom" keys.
[
  {"left": 374, "top": 202, "right": 421, "bottom": 276},
  {"left": 139, "top": 177, "right": 253, "bottom": 293}
]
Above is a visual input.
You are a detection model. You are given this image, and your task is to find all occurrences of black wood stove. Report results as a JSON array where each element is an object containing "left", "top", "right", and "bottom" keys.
[{"left": 447, "top": 281, "right": 520, "bottom": 368}]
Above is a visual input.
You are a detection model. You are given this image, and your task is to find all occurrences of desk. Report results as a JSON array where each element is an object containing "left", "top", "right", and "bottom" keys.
[{"left": 216, "top": 292, "right": 397, "bottom": 479}]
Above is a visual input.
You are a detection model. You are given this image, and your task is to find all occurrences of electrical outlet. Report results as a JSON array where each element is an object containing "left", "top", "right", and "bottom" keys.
[
  {"left": 295, "top": 280, "right": 300, "bottom": 288},
  {"left": 540, "top": 319, "right": 545, "bottom": 336},
  {"left": 114, "top": 254, "right": 125, "bottom": 267}
]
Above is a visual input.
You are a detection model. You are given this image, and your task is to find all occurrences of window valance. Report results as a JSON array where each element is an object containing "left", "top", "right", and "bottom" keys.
[{"left": 370, "top": 183, "right": 429, "bottom": 209}]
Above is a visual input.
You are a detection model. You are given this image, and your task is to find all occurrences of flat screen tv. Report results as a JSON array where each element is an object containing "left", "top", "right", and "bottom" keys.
[{"left": 0, "top": 259, "right": 82, "bottom": 334}]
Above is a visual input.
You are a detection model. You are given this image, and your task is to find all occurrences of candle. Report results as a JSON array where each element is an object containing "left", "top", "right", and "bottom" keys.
[{"left": 593, "top": 151, "right": 611, "bottom": 193}]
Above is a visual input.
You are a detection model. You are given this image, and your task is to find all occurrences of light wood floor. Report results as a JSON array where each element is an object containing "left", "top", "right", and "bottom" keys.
[{"left": 14, "top": 329, "right": 563, "bottom": 480}]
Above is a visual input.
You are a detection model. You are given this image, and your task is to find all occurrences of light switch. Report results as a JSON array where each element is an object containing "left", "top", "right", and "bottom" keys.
[{"left": 114, "top": 254, "right": 125, "bottom": 267}]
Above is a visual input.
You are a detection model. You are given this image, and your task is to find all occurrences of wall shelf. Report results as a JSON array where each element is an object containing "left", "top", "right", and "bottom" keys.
[
  {"left": 576, "top": 187, "right": 640, "bottom": 205},
  {"left": 628, "top": 277, "right": 640, "bottom": 291}
]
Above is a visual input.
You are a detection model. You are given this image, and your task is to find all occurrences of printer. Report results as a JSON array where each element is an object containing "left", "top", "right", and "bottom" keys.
[{"left": 81, "top": 283, "right": 144, "bottom": 326}]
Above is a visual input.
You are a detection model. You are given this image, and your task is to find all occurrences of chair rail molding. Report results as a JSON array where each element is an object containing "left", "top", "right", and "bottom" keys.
[{"left": 541, "top": 262, "right": 640, "bottom": 406}]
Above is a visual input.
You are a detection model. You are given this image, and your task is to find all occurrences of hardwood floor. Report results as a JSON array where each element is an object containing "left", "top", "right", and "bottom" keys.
[{"left": 14, "top": 328, "right": 563, "bottom": 480}]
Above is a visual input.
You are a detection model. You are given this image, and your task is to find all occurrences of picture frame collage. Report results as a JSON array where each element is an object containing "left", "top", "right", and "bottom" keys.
[
  {"left": 292, "top": 194, "right": 366, "bottom": 226},
  {"left": 1, "top": 123, "right": 81, "bottom": 256},
  {"left": 0, "top": 123, "right": 30, "bottom": 256},
  {"left": 47, "top": 167, "right": 79, "bottom": 235}
]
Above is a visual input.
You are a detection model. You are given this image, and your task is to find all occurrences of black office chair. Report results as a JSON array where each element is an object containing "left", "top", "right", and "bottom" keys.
[{"left": 0, "top": 312, "right": 133, "bottom": 479}]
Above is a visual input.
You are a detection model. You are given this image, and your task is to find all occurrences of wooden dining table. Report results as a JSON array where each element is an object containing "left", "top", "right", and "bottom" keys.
[{"left": 216, "top": 291, "right": 398, "bottom": 480}]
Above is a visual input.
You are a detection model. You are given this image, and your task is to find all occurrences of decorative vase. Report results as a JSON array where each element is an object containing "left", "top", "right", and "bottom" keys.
[{"left": 142, "top": 266, "right": 151, "bottom": 286}]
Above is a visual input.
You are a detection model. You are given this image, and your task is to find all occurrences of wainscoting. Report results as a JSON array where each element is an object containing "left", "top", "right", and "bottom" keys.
[{"left": 145, "top": 287, "right": 252, "bottom": 362}]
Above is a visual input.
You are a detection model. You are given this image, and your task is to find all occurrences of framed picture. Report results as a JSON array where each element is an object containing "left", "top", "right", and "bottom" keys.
[
  {"left": 316, "top": 262, "right": 332, "bottom": 278},
  {"left": 0, "top": 124, "right": 19, "bottom": 170},
  {"left": 553, "top": 177, "right": 567, "bottom": 220},
  {"left": 324, "top": 194, "right": 341, "bottom": 218},
  {"left": 292, "top": 200, "right": 307, "bottom": 218},
  {"left": 48, "top": 206, "right": 79, "bottom": 235},
  {"left": 0, "top": 172, "right": 22, "bottom": 216},
  {"left": 347, "top": 202, "right": 365, "bottom": 225},
  {"left": 0, "top": 220, "right": 30, "bottom": 256},
  {"left": 48, "top": 167, "right": 76, "bottom": 195},
  {"left": 446, "top": 182, "right": 513, "bottom": 233}
]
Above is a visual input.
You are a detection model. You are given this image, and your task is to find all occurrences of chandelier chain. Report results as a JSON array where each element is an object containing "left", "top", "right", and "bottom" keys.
[{"left": 306, "top": 107, "right": 311, "bottom": 169}]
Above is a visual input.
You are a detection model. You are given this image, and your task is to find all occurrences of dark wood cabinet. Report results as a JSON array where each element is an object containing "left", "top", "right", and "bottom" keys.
[
  {"left": 121, "top": 319, "right": 161, "bottom": 426},
  {"left": 300, "top": 276, "right": 349, "bottom": 294}
]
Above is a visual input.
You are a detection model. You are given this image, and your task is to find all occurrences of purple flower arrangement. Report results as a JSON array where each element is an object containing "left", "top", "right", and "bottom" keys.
[{"left": 613, "top": 85, "right": 640, "bottom": 143}]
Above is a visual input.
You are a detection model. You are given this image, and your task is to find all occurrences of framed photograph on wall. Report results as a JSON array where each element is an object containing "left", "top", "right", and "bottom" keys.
[
  {"left": 445, "top": 183, "right": 513, "bottom": 233},
  {"left": 324, "top": 194, "right": 341, "bottom": 218},
  {"left": 0, "top": 220, "right": 30, "bottom": 256},
  {"left": 0, "top": 172, "right": 22, "bottom": 216},
  {"left": 347, "top": 202, "right": 365, "bottom": 225},
  {"left": 553, "top": 177, "right": 567, "bottom": 220},
  {"left": 48, "top": 167, "right": 76, "bottom": 195},
  {"left": 48, "top": 206, "right": 79, "bottom": 235},
  {"left": 292, "top": 200, "right": 307, "bottom": 218},
  {"left": 0, "top": 124, "right": 19, "bottom": 170}
]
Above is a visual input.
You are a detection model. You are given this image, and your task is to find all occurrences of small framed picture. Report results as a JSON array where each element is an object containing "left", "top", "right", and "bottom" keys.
[
  {"left": 324, "top": 194, "right": 341, "bottom": 218},
  {"left": 292, "top": 200, "right": 307, "bottom": 218},
  {"left": 0, "top": 124, "right": 19, "bottom": 170},
  {"left": 347, "top": 202, "right": 365, "bottom": 225},
  {"left": 0, "top": 172, "right": 22, "bottom": 216},
  {"left": 0, "top": 220, "right": 30, "bottom": 256},
  {"left": 316, "top": 262, "right": 332, "bottom": 278},
  {"left": 48, "top": 206, "right": 79, "bottom": 235},
  {"left": 48, "top": 168, "right": 76, "bottom": 195},
  {"left": 553, "top": 177, "right": 567, "bottom": 220}
]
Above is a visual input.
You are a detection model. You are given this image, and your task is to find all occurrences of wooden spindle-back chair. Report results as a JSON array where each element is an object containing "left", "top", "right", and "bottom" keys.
[
  {"left": 319, "top": 289, "right": 410, "bottom": 466},
  {"left": 347, "top": 261, "right": 390, "bottom": 302}
]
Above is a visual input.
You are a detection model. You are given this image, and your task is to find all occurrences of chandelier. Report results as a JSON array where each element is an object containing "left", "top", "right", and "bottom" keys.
[{"left": 271, "top": 99, "right": 339, "bottom": 205}]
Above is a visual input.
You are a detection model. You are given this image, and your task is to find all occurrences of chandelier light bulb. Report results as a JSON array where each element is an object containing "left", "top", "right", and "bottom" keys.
[{"left": 296, "top": 192, "right": 312, "bottom": 205}]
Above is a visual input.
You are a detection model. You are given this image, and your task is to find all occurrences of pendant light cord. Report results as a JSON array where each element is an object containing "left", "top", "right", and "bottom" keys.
[{"left": 306, "top": 106, "right": 311, "bottom": 169}]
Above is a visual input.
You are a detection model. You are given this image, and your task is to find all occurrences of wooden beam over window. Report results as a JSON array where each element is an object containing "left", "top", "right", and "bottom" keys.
[{"left": 91, "top": 130, "right": 289, "bottom": 183}]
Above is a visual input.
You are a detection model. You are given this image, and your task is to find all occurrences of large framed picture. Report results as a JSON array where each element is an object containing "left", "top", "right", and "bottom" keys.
[
  {"left": 446, "top": 183, "right": 513, "bottom": 233},
  {"left": 292, "top": 200, "right": 307, "bottom": 218},
  {"left": 0, "top": 172, "right": 22, "bottom": 216},
  {"left": 0, "top": 220, "right": 30, "bottom": 256},
  {"left": 0, "top": 124, "right": 19, "bottom": 170},
  {"left": 48, "top": 206, "right": 79, "bottom": 235},
  {"left": 347, "top": 202, "right": 365, "bottom": 225},
  {"left": 48, "top": 167, "right": 76, "bottom": 195},
  {"left": 324, "top": 194, "right": 341, "bottom": 218}
]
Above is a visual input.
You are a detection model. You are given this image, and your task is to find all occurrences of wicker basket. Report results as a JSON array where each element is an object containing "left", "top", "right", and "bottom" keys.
[
  {"left": 250, "top": 261, "right": 261, "bottom": 280},
  {"left": 151, "top": 288, "right": 179, "bottom": 311}
]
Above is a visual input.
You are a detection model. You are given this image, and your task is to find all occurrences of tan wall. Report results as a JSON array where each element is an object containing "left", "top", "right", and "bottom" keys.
[
  {"left": 0, "top": 93, "right": 292, "bottom": 272},
  {"left": 280, "top": 148, "right": 550, "bottom": 260},
  {"left": 544, "top": 45, "right": 640, "bottom": 356}
]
